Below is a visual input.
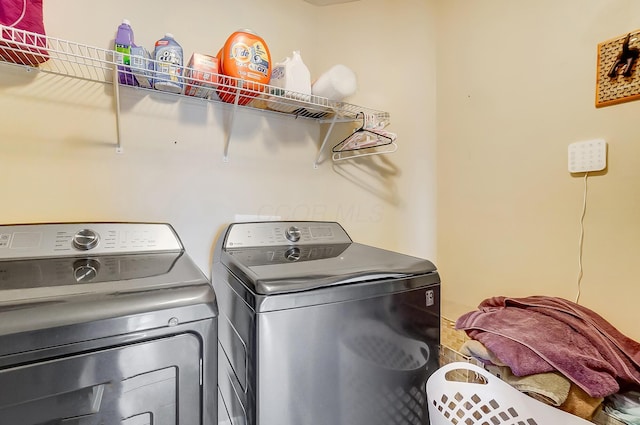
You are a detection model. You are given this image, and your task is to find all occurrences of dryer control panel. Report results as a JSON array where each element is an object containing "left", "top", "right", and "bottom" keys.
[
  {"left": 0, "top": 223, "right": 182, "bottom": 260},
  {"left": 224, "top": 221, "right": 352, "bottom": 248}
]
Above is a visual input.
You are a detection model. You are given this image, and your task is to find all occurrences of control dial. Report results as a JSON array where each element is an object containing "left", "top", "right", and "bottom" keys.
[
  {"left": 285, "top": 226, "right": 301, "bottom": 243},
  {"left": 72, "top": 229, "right": 100, "bottom": 251},
  {"left": 285, "top": 247, "right": 301, "bottom": 262},
  {"left": 73, "top": 259, "right": 100, "bottom": 283}
]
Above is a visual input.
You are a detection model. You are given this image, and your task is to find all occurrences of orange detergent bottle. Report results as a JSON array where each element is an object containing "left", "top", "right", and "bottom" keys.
[{"left": 216, "top": 29, "right": 271, "bottom": 105}]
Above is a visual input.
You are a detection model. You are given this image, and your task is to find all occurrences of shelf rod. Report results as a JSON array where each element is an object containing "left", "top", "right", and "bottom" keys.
[
  {"left": 313, "top": 113, "right": 340, "bottom": 168},
  {"left": 112, "top": 65, "right": 123, "bottom": 153}
]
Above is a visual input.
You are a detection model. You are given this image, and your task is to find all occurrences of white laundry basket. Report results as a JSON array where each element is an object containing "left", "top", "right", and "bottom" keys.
[{"left": 426, "top": 362, "right": 593, "bottom": 425}]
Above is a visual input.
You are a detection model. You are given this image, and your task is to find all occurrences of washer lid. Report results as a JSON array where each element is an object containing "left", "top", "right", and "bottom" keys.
[{"left": 223, "top": 243, "right": 436, "bottom": 294}]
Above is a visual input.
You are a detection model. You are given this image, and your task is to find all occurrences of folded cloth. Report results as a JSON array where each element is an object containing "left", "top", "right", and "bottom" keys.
[
  {"left": 560, "top": 382, "right": 603, "bottom": 420},
  {"left": 456, "top": 296, "right": 640, "bottom": 398},
  {"left": 485, "top": 364, "right": 571, "bottom": 407},
  {"left": 459, "top": 339, "right": 507, "bottom": 366},
  {"left": 605, "top": 391, "right": 640, "bottom": 425},
  {"left": 460, "top": 339, "right": 572, "bottom": 406}
]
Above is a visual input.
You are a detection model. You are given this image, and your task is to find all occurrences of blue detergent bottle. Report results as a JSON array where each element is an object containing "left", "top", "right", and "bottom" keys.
[{"left": 153, "top": 33, "right": 184, "bottom": 93}]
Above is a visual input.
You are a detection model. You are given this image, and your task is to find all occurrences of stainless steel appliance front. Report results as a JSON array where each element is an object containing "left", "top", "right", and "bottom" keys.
[
  {"left": 0, "top": 222, "right": 217, "bottom": 425},
  {"left": 213, "top": 221, "right": 440, "bottom": 425}
]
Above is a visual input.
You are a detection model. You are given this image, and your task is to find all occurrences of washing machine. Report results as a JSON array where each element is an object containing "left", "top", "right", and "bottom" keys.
[
  {"left": 0, "top": 222, "right": 217, "bottom": 425},
  {"left": 212, "top": 221, "right": 440, "bottom": 425}
]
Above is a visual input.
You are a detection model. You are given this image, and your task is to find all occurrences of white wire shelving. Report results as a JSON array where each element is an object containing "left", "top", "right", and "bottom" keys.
[{"left": 0, "top": 25, "right": 390, "bottom": 165}]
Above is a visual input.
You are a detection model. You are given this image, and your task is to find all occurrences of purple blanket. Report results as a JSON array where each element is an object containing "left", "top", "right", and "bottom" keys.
[{"left": 456, "top": 296, "right": 640, "bottom": 398}]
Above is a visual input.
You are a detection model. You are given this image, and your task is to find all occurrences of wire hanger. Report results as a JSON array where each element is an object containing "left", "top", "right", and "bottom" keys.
[{"left": 332, "top": 112, "right": 397, "bottom": 161}]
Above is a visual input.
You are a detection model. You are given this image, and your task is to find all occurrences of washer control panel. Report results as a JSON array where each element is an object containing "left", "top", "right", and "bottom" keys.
[
  {"left": 0, "top": 223, "right": 182, "bottom": 260},
  {"left": 224, "top": 221, "right": 352, "bottom": 248}
]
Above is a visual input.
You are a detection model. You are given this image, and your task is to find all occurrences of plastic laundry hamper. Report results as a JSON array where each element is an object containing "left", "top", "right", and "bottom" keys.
[{"left": 426, "top": 362, "right": 593, "bottom": 425}]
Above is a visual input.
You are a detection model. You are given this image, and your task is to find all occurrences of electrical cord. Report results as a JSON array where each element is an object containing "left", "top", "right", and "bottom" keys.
[{"left": 575, "top": 172, "right": 589, "bottom": 304}]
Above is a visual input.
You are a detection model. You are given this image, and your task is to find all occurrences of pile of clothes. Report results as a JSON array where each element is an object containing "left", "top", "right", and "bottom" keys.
[{"left": 456, "top": 296, "right": 640, "bottom": 423}]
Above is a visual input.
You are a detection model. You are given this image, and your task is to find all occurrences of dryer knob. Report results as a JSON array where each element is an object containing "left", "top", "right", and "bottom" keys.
[
  {"left": 285, "top": 226, "right": 301, "bottom": 243},
  {"left": 72, "top": 229, "right": 100, "bottom": 250}
]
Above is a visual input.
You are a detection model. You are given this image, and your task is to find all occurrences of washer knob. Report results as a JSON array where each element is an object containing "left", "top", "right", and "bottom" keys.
[
  {"left": 73, "top": 258, "right": 100, "bottom": 283},
  {"left": 285, "top": 247, "right": 301, "bottom": 262},
  {"left": 72, "top": 229, "right": 100, "bottom": 251},
  {"left": 285, "top": 226, "right": 301, "bottom": 243}
]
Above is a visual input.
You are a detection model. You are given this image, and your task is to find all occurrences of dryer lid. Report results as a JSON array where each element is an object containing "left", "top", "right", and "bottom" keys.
[
  {"left": 218, "top": 221, "right": 437, "bottom": 295},
  {"left": 0, "top": 222, "right": 213, "bottom": 336}
]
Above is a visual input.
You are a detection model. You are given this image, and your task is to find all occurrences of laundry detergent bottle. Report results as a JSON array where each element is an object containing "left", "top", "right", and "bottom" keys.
[
  {"left": 217, "top": 29, "right": 271, "bottom": 105},
  {"left": 114, "top": 19, "right": 136, "bottom": 86},
  {"left": 274, "top": 51, "right": 311, "bottom": 100},
  {"left": 153, "top": 33, "right": 184, "bottom": 94},
  {"left": 268, "top": 50, "right": 311, "bottom": 112}
]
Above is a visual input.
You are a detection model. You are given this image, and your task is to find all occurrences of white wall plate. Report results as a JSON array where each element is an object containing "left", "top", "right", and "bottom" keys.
[{"left": 568, "top": 139, "right": 607, "bottom": 173}]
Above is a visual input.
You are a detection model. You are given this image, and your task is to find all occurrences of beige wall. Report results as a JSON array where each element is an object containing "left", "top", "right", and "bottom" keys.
[
  {"left": 0, "top": 1, "right": 437, "bottom": 273},
  {"left": 9, "top": 0, "right": 634, "bottom": 344},
  {"left": 436, "top": 0, "right": 640, "bottom": 341}
]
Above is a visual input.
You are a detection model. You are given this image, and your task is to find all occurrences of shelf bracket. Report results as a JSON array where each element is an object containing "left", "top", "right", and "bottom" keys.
[
  {"left": 112, "top": 66, "right": 123, "bottom": 153},
  {"left": 222, "top": 88, "right": 242, "bottom": 162},
  {"left": 313, "top": 113, "right": 340, "bottom": 168}
]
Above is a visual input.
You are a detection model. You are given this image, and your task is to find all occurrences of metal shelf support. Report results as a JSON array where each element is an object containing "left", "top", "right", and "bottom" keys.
[
  {"left": 222, "top": 89, "right": 242, "bottom": 162},
  {"left": 314, "top": 114, "right": 340, "bottom": 168},
  {"left": 112, "top": 66, "right": 123, "bottom": 153}
]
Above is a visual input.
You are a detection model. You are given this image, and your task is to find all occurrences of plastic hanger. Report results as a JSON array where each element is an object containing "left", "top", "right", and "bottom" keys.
[{"left": 332, "top": 112, "right": 398, "bottom": 161}]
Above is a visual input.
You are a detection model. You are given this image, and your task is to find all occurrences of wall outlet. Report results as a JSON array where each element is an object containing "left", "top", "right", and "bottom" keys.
[{"left": 568, "top": 139, "right": 607, "bottom": 173}]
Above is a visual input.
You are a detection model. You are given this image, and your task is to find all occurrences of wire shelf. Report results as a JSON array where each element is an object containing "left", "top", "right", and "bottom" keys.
[{"left": 0, "top": 25, "right": 390, "bottom": 125}]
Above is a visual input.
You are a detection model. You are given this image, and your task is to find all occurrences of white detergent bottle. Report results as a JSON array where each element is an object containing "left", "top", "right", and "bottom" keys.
[
  {"left": 268, "top": 50, "right": 311, "bottom": 112},
  {"left": 286, "top": 50, "right": 311, "bottom": 101}
]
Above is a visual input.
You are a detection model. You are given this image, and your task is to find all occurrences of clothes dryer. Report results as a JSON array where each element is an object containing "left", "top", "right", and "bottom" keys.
[{"left": 0, "top": 222, "right": 217, "bottom": 425}]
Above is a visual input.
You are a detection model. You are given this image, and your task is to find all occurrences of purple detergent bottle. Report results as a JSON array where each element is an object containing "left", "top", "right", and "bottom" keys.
[{"left": 115, "top": 19, "right": 137, "bottom": 86}]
